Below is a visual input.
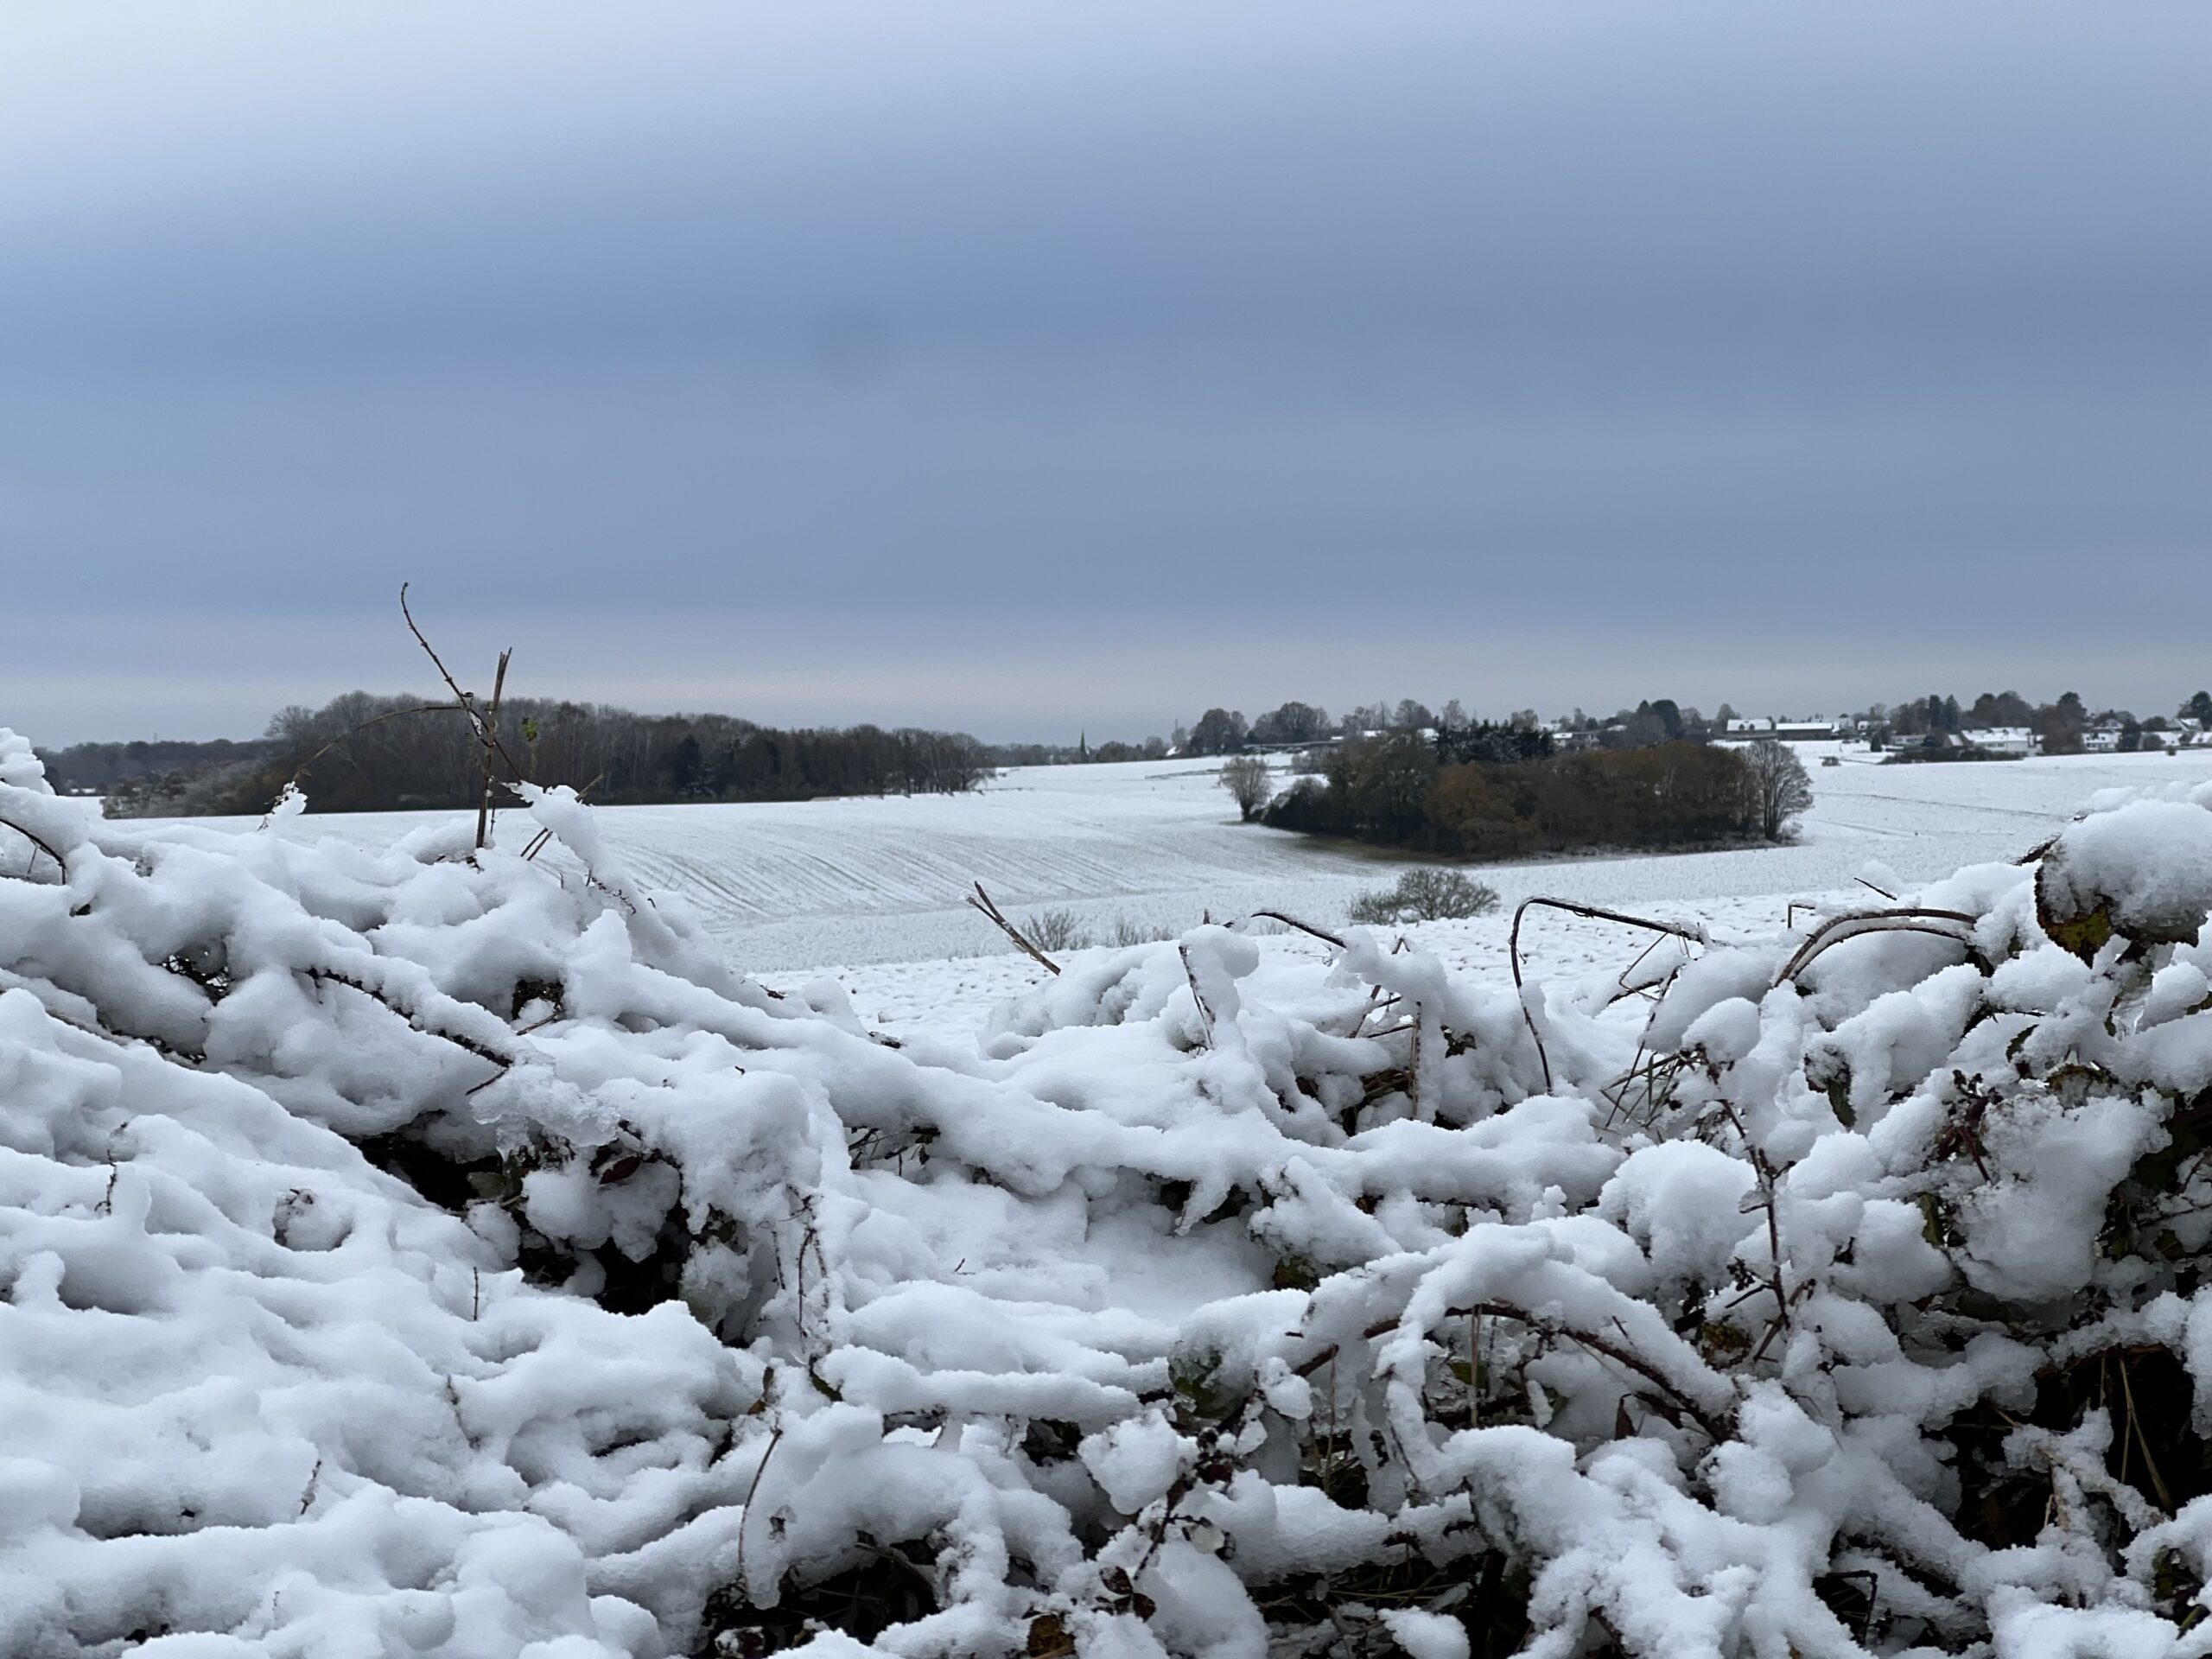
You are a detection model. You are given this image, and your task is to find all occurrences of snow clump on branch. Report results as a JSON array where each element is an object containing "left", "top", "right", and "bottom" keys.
[{"left": 6, "top": 724, "right": 2212, "bottom": 1656}]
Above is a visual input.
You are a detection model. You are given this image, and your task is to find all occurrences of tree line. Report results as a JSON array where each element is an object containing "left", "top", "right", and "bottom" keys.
[
  {"left": 1262, "top": 732, "right": 1810, "bottom": 855},
  {"left": 52, "top": 693, "right": 992, "bottom": 816},
  {"left": 1179, "top": 697, "right": 1707, "bottom": 756},
  {"left": 1878, "top": 690, "right": 2210, "bottom": 754}
]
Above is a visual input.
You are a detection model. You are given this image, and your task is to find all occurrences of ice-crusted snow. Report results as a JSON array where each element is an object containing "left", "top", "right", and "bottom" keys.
[{"left": 10, "top": 730, "right": 2212, "bottom": 1656}]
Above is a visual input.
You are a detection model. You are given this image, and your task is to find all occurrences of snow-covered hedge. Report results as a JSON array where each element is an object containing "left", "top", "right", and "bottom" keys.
[{"left": 6, "top": 727, "right": 2212, "bottom": 1657}]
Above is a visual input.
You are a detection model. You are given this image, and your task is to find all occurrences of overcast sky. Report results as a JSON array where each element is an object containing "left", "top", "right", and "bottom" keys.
[{"left": 4, "top": 3, "right": 2207, "bottom": 743}]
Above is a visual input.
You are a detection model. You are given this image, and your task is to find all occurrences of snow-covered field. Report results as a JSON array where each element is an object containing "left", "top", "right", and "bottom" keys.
[
  {"left": 13, "top": 727, "right": 2212, "bottom": 1656},
  {"left": 155, "top": 744, "right": 2212, "bottom": 1035}
]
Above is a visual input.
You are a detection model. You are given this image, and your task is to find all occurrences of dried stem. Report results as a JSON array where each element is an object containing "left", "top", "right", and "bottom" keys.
[
  {"left": 303, "top": 967, "right": 512, "bottom": 1080},
  {"left": 398, "top": 583, "right": 531, "bottom": 784},
  {"left": 732, "top": 1422, "right": 785, "bottom": 1601},
  {"left": 0, "top": 813, "right": 67, "bottom": 877},
  {"left": 965, "top": 882, "right": 1061, "bottom": 975},
  {"left": 475, "top": 647, "right": 512, "bottom": 851},
  {"left": 1459, "top": 1301, "right": 1730, "bottom": 1441},
  {"left": 1772, "top": 907, "right": 1978, "bottom": 988},
  {"left": 1249, "top": 909, "right": 1348, "bottom": 950},
  {"left": 520, "top": 773, "right": 604, "bottom": 862},
  {"left": 1179, "top": 943, "right": 1215, "bottom": 1046},
  {"left": 1510, "top": 898, "right": 1707, "bottom": 1092}
]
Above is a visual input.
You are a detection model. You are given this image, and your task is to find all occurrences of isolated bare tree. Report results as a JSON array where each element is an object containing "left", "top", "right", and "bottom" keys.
[
  {"left": 1743, "top": 739, "right": 1813, "bottom": 840},
  {"left": 1218, "top": 755, "right": 1272, "bottom": 822}
]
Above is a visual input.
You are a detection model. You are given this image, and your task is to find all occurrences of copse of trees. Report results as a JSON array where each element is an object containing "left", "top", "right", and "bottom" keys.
[
  {"left": 1249, "top": 701, "right": 1330, "bottom": 746},
  {"left": 1185, "top": 709, "right": 1250, "bottom": 755},
  {"left": 1265, "top": 734, "right": 1807, "bottom": 856},
  {"left": 1437, "top": 720, "right": 1554, "bottom": 767},
  {"left": 99, "top": 692, "right": 995, "bottom": 817}
]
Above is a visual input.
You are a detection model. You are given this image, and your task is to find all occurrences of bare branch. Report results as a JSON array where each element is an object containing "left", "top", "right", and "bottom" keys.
[
  {"left": 518, "top": 773, "right": 604, "bottom": 861},
  {"left": 965, "top": 882, "right": 1061, "bottom": 975},
  {"left": 1249, "top": 909, "right": 1348, "bottom": 950},
  {"left": 1772, "top": 907, "right": 1978, "bottom": 988},
  {"left": 1452, "top": 1301, "right": 1732, "bottom": 1443},
  {"left": 1179, "top": 943, "right": 1215, "bottom": 1046},
  {"left": 0, "top": 813, "right": 67, "bottom": 878},
  {"left": 476, "top": 646, "right": 512, "bottom": 852},
  {"left": 302, "top": 966, "right": 513, "bottom": 1081},
  {"left": 398, "top": 583, "right": 531, "bottom": 785},
  {"left": 1510, "top": 898, "right": 1707, "bottom": 1091}
]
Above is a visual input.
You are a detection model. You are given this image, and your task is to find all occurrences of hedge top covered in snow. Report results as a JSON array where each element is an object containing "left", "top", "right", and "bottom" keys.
[{"left": 6, "top": 727, "right": 2212, "bottom": 1658}]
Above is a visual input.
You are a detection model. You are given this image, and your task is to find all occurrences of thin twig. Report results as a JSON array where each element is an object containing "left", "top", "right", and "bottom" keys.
[
  {"left": 398, "top": 583, "right": 531, "bottom": 783},
  {"left": 275, "top": 703, "right": 464, "bottom": 804},
  {"left": 303, "top": 967, "right": 512, "bottom": 1080},
  {"left": 1468, "top": 1309, "right": 1480, "bottom": 1428},
  {"left": 475, "top": 647, "right": 512, "bottom": 852},
  {"left": 2118, "top": 1356, "right": 2173, "bottom": 1513},
  {"left": 1509, "top": 898, "right": 1707, "bottom": 1091},
  {"left": 1179, "top": 943, "right": 1215, "bottom": 1046},
  {"left": 1749, "top": 1147, "right": 1790, "bottom": 1336},
  {"left": 519, "top": 774, "right": 604, "bottom": 861},
  {"left": 1431, "top": 1301, "right": 1732, "bottom": 1443},
  {"left": 965, "top": 882, "right": 1061, "bottom": 975},
  {"left": 0, "top": 813, "right": 67, "bottom": 875},
  {"left": 733, "top": 1422, "right": 785, "bottom": 1600},
  {"left": 1250, "top": 909, "right": 1348, "bottom": 950}
]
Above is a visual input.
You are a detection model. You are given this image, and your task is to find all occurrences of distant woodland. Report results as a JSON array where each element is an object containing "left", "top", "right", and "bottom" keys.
[{"left": 40, "top": 694, "right": 994, "bottom": 816}]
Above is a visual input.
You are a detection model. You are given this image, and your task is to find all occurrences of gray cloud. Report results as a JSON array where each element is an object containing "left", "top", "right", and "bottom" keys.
[{"left": 3, "top": 2, "right": 2206, "bottom": 738}]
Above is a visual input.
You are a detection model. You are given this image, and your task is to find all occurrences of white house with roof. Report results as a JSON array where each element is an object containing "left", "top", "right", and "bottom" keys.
[{"left": 1969, "top": 728, "right": 2036, "bottom": 757}]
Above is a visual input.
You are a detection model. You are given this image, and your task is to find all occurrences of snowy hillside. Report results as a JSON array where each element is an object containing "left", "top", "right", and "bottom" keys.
[
  {"left": 11, "top": 728, "right": 2212, "bottom": 1656},
  {"left": 141, "top": 746, "right": 2212, "bottom": 973}
]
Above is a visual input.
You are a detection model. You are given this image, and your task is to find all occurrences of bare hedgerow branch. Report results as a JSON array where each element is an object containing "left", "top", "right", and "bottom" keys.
[
  {"left": 475, "top": 647, "right": 512, "bottom": 852},
  {"left": 0, "top": 813, "right": 67, "bottom": 879},
  {"left": 520, "top": 773, "right": 605, "bottom": 862},
  {"left": 1771, "top": 907, "right": 1978, "bottom": 988},
  {"left": 1249, "top": 910, "right": 1348, "bottom": 950},
  {"left": 965, "top": 882, "right": 1062, "bottom": 975},
  {"left": 398, "top": 583, "right": 531, "bottom": 790},
  {"left": 302, "top": 967, "right": 513, "bottom": 1084},
  {"left": 1510, "top": 898, "right": 1707, "bottom": 1091},
  {"left": 1452, "top": 1300, "right": 1734, "bottom": 1443},
  {"left": 1179, "top": 943, "right": 1214, "bottom": 1047}
]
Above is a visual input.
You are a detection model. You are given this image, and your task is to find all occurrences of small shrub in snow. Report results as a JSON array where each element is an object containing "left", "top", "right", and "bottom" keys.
[
  {"left": 1345, "top": 866, "right": 1501, "bottom": 925},
  {"left": 1020, "top": 906, "right": 1090, "bottom": 952}
]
